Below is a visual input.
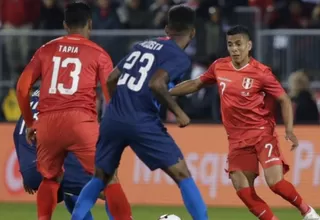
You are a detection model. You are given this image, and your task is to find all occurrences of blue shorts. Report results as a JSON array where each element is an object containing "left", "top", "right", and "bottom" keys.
[
  {"left": 95, "top": 118, "right": 184, "bottom": 175},
  {"left": 62, "top": 153, "right": 92, "bottom": 195},
  {"left": 20, "top": 165, "right": 64, "bottom": 202},
  {"left": 13, "top": 134, "right": 38, "bottom": 174},
  {"left": 21, "top": 166, "right": 42, "bottom": 190},
  {"left": 20, "top": 154, "right": 91, "bottom": 197}
]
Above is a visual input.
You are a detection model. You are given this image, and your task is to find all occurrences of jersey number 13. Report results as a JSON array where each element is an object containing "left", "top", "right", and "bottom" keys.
[
  {"left": 49, "top": 56, "right": 82, "bottom": 95},
  {"left": 118, "top": 51, "right": 155, "bottom": 92}
]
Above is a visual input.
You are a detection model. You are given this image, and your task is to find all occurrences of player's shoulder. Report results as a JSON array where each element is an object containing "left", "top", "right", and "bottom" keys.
[
  {"left": 35, "top": 36, "right": 63, "bottom": 54},
  {"left": 41, "top": 36, "right": 65, "bottom": 49},
  {"left": 214, "top": 57, "right": 232, "bottom": 65},
  {"left": 80, "top": 39, "right": 107, "bottom": 54},
  {"left": 209, "top": 57, "right": 231, "bottom": 70},
  {"left": 249, "top": 58, "right": 271, "bottom": 73}
]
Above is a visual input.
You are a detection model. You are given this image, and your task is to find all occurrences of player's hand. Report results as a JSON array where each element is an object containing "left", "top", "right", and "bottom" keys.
[
  {"left": 26, "top": 127, "right": 36, "bottom": 145},
  {"left": 176, "top": 112, "right": 190, "bottom": 128},
  {"left": 285, "top": 130, "right": 299, "bottom": 151},
  {"left": 24, "top": 184, "right": 36, "bottom": 195}
]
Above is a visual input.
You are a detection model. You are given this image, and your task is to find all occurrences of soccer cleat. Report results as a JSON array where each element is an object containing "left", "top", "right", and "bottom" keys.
[{"left": 303, "top": 207, "right": 320, "bottom": 220}]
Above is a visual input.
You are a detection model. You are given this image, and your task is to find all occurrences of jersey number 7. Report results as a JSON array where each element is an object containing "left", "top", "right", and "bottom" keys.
[
  {"left": 49, "top": 56, "right": 82, "bottom": 95},
  {"left": 118, "top": 51, "right": 155, "bottom": 92}
]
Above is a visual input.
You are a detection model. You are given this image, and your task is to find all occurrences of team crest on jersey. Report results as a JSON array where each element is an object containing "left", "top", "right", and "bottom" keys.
[{"left": 242, "top": 77, "right": 254, "bottom": 89}]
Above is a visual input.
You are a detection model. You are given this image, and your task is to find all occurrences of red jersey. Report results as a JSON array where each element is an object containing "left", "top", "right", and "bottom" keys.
[
  {"left": 16, "top": 34, "right": 112, "bottom": 127},
  {"left": 200, "top": 57, "right": 285, "bottom": 147}
]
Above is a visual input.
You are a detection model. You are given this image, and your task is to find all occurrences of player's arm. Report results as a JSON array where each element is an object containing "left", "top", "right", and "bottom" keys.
[
  {"left": 169, "top": 62, "right": 217, "bottom": 96},
  {"left": 106, "top": 67, "right": 121, "bottom": 98},
  {"left": 263, "top": 69, "right": 298, "bottom": 149},
  {"left": 169, "top": 78, "right": 204, "bottom": 96},
  {"left": 16, "top": 49, "right": 42, "bottom": 128},
  {"left": 149, "top": 69, "right": 185, "bottom": 115},
  {"left": 149, "top": 69, "right": 189, "bottom": 127},
  {"left": 277, "top": 94, "right": 294, "bottom": 132},
  {"left": 98, "top": 52, "right": 114, "bottom": 101}
]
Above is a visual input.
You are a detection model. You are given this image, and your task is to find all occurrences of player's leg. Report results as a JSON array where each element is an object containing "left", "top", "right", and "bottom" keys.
[
  {"left": 257, "top": 136, "right": 320, "bottom": 219},
  {"left": 104, "top": 170, "right": 130, "bottom": 220},
  {"left": 130, "top": 126, "right": 207, "bottom": 220},
  {"left": 62, "top": 152, "right": 114, "bottom": 219},
  {"left": 163, "top": 160, "right": 207, "bottom": 220},
  {"left": 228, "top": 147, "right": 278, "bottom": 220},
  {"left": 64, "top": 193, "right": 94, "bottom": 220},
  {"left": 15, "top": 137, "right": 42, "bottom": 194},
  {"left": 35, "top": 114, "right": 67, "bottom": 220},
  {"left": 20, "top": 167, "right": 42, "bottom": 194},
  {"left": 71, "top": 119, "right": 131, "bottom": 220},
  {"left": 36, "top": 143, "right": 65, "bottom": 220}
]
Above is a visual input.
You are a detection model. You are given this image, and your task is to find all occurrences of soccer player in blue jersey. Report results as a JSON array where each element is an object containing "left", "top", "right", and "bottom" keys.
[
  {"left": 72, "top": 5, "right": 208, "bottom": 220},
  {"left": 13, "top": 89, "right": 114, "bottom": 220}
]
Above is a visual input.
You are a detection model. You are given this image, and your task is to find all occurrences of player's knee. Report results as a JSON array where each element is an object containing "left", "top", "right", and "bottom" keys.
[
  {"left": 44, "top": 174, "right": 63, "bottom": 183},
  {"left": 94, "top": 167, "right": 114, "bottom": 185},
  {"left": 264, "top": 165, "right": 283, "bottom": 187},
  {"left": 109, "top": 173, "right": 119, "bottom": 185},
  {"left": 163, "top": 159, "right": 191, "bottom": 183},
  {"left": 230, "top": 171, "right": 256, "bottom": 191},
  {"left": 94, "top": 167, "right": 106, "bottom": 179}
]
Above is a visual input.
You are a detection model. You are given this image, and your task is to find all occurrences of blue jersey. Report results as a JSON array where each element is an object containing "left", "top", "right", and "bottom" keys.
[
  {"left": 13, "top": 90, "right": 39, "bottom": 171},
  {"left": 106, "top": 38, "right": 191, "bottom": 123},
  {"left": 14, "top": 90, "right": 40, "bottom": 137}
]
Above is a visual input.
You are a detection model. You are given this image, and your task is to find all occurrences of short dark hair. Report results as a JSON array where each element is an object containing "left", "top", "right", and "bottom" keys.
[
  {"left": 65, "top": 2, "right": 91, "bottom": 28},
  {"left": 226, "top": 25, "right": 251, "bottom": 40},
  {"left": 167, "top": 5, "right": 196, "bottom": 32}
]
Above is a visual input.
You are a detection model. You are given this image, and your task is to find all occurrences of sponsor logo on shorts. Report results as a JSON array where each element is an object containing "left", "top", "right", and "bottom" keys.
[{"left": 265, "top": 157, "right": 280, "bottom": 164}]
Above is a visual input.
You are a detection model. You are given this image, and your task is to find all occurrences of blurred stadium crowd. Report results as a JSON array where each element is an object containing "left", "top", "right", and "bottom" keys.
[{"left": 0, "top": 0, "right": 319, "bottom": 124}]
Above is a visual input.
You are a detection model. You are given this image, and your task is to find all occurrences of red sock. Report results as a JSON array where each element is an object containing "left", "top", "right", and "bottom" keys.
[
  {"left": 37, "top": 179, "right": 60, "bottom": 220},
  {"left": 237, "top": 187, "right": 278, "bottom": 220},
  {"left": 270, "top": 179, "right": 310, "bottom": 216},
  {"left": 104, "top": 183, "right": 132, "bottom": 220}
]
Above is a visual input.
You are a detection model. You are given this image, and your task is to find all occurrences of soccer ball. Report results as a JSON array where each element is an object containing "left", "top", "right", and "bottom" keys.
[{"left": 158, "top": 214, "right": 181, "bottom": 220}]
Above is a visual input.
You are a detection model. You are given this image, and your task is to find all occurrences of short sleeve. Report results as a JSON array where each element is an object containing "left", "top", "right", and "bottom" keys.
[
  {"left": 158, "top": 53, "right": 191, "bottom": 82},
  {"left": 98, "top": 52, "right": 113, "bottom": 101},
  {"left": 98, "top": 52, "right": 113, "bottom": 82},
  {"left": 116, "top": 46, "right": 136, "bottom": 71},
  {"left": 199, "top": 61, "right": 217, "bottom": 84},
  {"left": 262, "top": 69, "right": 286, "bottom": 98},
  {"left": 116, "top": 54, "right": 128, "bottom": 72}
]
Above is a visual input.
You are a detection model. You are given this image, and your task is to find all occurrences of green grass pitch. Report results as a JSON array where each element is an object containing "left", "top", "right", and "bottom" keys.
[{"left": 0, "top": 203, "right": 316, "bottom": 219}]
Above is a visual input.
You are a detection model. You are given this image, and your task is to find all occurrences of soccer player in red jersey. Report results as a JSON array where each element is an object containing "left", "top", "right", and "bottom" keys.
[
  {"left": 16, "top": 3, "right": 131, "bottom": 220},
  {"left": 170, "top": 25, "right": 320, "bottom": 220}
]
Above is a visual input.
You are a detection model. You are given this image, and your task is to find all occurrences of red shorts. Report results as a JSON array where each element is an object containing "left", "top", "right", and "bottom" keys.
[
  {"left": 226, "top": 135, "right": 289, "bottom": 176},
  {"left": 35, "top": 110, "right": 98, "bottom": 179}
]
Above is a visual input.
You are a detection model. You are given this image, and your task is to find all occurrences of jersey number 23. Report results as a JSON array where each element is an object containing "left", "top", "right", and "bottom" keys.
[{"left": 118, "top": 51, "right": 155, "bottom": 92}]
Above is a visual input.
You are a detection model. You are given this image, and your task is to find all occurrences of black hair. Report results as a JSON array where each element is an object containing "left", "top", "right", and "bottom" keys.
[
  {"left": 226, "top": 25, "right": 251, "bottom": 40},
  {"left": 65, "top": 2, "right": 91, "bottom": 28},
  {"left": 167, "top": 5, "right": 196, "bottom": 32}
]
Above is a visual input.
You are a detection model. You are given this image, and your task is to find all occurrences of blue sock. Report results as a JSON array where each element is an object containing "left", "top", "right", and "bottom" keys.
[
  {"left": 64, "top": 194, "right": 77, "bottom": 214},
  {"left": 104, "top": 200, "right": 114, "bottom": 220},
  {"left": 178, "top": 178, "right": 208, "bottom": 220},
  {"left": 64, "top": 194, "right": 94, "bottom": 220},
  {"left": 71, "top": 177, "right": 104, "bottom": 220}
]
